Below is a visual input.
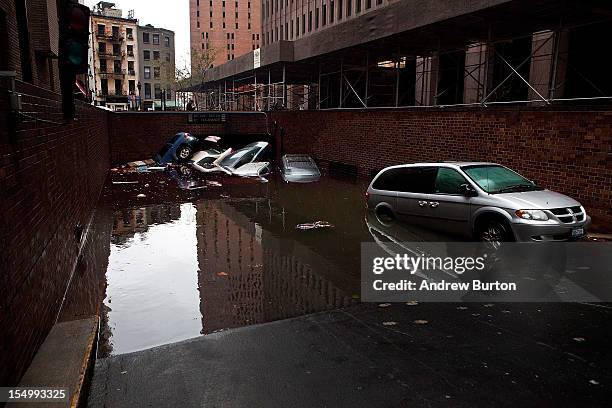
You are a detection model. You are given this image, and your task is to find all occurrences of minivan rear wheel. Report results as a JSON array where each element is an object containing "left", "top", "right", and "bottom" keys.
[
  {"left": 375, "top": 206, "right": 395, "bottom": 225},
  {"left": 478, "top": 219, "right": 513, "bottom": 247}
]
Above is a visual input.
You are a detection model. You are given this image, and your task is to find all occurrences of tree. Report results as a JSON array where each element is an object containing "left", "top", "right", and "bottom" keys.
[{"left": 187, "top": 47, "right": 218, "bottom": 109}]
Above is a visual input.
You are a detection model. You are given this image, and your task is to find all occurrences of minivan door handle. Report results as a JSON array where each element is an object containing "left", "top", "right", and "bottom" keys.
[
  {"left": 429, "top": 201, "right": 439, "bottom": 208},
  {"left": 418, "top": 200, "right": 428, "bottom": 207}
]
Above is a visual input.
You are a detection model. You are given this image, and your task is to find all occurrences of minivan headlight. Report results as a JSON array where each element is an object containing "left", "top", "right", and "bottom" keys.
[{"left": 515, "top": 209, "right": 549, "bottom": 221}]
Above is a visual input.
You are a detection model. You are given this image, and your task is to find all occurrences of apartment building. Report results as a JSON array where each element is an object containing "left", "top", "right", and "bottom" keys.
[
  {"left": 137, "top": 24, "right": 175, "bottom": 110},
  {"left": 89, "top": 2, "right": 139, "bottom": 110},
  {"left": 189, "top": 0, "right": 261, "bottom": 68},
  {"left": 262, "top": 0, "right": 389, "bottom": 45}
]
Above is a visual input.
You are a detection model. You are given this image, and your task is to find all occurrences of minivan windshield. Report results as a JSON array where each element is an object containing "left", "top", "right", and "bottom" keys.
[{"left": 462, "top": 165, "right": 543, "bottom": 194}]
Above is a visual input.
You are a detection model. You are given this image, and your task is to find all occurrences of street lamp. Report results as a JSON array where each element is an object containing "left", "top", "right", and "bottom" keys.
[{"left": 136, "top": 81, "right": 141, "bottom": 111}]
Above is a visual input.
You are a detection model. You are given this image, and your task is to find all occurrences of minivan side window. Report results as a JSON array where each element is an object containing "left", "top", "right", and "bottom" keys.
[
  {"left": 434, "top": 167, "right": 469, "bottom": 195},
  {"left": 373, "top": 167, "right": 436, "bottom": 193}
]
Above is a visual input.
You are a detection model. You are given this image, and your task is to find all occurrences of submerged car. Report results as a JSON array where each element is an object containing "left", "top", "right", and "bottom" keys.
[
  {"left": 191, "top": 141, "right": 272, "bottom": 174},
  {"left": 155, "top": 132, "right": 202, "bottom": 164},
  {"left": 232, "top": 162, "right": 271, "bottom": 177},
  {"left": 281, "top": 154, "right": 321, "bottom": 183},
  {"left": 366, "top": 162, "right": 590, "bottom": 243}
]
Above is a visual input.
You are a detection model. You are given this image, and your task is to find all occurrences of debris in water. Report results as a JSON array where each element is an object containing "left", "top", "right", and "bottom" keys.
[
  {"left": 413, "top": 320, "right": 429, "bottom": 325},
  {"left": 112, "top": 181, "right": 139, "bottom": 184},
  {"left": 382, "top": 321, "right": 397, "bottom": 326},
  {"left": 573, "top": 337, "right": 586, "bottom": 342},
  {"left": 378, "top": 303, "right": 391, "bottom": 308},
  {"left": 137, "top": 193, "right": 146, "bottom": 198},
  {"left": 207, "top": 181, "right": 222, "bottom": 187},
  {"left": 296, "top": 221, "right": 334, "bottom": 230},
  {"left": 589, "top": 379, "right": 599, "bottom": 385},
  {"left": 405, "top": 301, "right": 418, "bottom": 306},
  {"left": 147, "top": 166, "right": 166, "bottom": 171},
  {"left": 188, "top": 186, "right": 207, "bottom": 190},
  {"left": 457, "top": 306, "right": 468, "bottom": 310},
  {"left": 121, "top": 371, "right": 127, "bottom": 375},
  {"left": 217, "top": 272, "right": 228, "bottom": 276},
  {"left": 483, "top": 304, "right": 494, "bottom": 308}
]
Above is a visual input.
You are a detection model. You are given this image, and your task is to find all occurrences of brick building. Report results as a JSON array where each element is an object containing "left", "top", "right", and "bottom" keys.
[
  {"left": 189, "top": 0, "right": 261, "bottom": 68},
  {"left": 89, "top": 2, "right": 139, "bottom": 110}
]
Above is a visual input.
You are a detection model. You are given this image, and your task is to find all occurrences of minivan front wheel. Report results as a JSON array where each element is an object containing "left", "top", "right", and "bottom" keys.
[
  {"left": 478, "top": 219, "right": 513, "bottom": 246},
  {"left": 177, "top": 145, "right": 192, "bottom": 160}
]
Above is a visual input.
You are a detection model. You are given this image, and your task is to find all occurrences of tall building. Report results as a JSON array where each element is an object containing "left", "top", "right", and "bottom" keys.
[
  {"left": 189, "top": 0, "right": 261, "bottom": 68},
  {"left": 89, "top": 2, "right": 139, "bottom": 110},
  {"left": 137, "top": 24, "right": 175, "bottom": 110}
]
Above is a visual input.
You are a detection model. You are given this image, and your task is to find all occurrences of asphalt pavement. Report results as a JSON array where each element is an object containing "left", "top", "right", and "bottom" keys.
[{"left": 88, "top": 302, "right": 612, "bottom": 407}]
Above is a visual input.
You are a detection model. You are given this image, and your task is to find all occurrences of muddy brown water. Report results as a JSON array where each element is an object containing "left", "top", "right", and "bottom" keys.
[{"left": 98, "top": 169, "right": 439, "bottom": 356}]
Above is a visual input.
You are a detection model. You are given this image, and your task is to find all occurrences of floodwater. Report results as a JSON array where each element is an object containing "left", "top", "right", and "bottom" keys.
[{"left": 98, "top": 170, "right": 393, "bottom": 356}]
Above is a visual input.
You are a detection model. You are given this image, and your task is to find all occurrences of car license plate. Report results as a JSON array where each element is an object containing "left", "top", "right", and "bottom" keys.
[{"left": 571, "top": 227, "right": 584, "bottom": 238}]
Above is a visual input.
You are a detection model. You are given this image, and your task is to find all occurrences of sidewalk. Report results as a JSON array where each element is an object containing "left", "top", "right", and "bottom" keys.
[{"left": 88, "top": 303, "right": 611, "bottom": 407}]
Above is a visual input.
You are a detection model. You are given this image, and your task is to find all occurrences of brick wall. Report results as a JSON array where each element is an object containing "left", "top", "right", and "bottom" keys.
[
  {"left": 0, "top": 81, "right": 110, "bottom": 386},
  {"left": 270, "top": 108, "right": 612, "bottom": 229},
  {"left": 108, "top": 111, "right": 269, "bottom": 164}
]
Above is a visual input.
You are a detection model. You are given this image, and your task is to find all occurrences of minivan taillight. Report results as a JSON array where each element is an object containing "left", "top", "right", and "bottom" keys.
[{"left": 365, "top": 191, "right": 370, "bottom": 202}]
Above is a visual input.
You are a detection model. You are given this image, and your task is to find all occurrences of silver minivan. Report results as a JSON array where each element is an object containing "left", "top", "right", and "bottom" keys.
[{"left": 366, "top": 162, "right": 591, "bottom": 243}]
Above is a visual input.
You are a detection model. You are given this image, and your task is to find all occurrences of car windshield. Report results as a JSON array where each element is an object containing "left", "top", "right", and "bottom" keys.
[
  {"left": 220, "top": 143, "right": 262, "bottom": 169},
  {"left": 461, "top": 165, "right": 543, "bottom": 193}
]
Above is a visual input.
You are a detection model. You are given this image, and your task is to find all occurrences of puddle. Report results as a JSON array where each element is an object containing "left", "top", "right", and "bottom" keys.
[{"left": 97, "top": 174, "right": 378, "bottom": 356}]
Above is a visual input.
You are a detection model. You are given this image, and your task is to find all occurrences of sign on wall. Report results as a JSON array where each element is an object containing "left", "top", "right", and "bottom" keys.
[
  {"left": 253, "top": 48, "right": 261, "bottom": 69},
  {"left": 188, "top": 113, "right": 227, "bottom": 124}
]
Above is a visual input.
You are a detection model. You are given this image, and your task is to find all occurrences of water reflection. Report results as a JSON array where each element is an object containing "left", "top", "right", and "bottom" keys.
[{"left": 100, "top": 177, "right": 371, "bottom": 355}]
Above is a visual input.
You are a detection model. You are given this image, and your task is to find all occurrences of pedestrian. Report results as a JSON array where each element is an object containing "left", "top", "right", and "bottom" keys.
[{"left": 186, "top": 100, "right": 195, "bottom": 111}]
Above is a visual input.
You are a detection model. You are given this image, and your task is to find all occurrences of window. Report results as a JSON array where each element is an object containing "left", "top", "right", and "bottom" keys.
[
  {"left": 114, "top": 79, "right": 122, "bottom": 95},
  {"left": 366, "top": 0, "right": 371, "bottom": 8},
  {"left": 462, "top": 165, "right": 540, "bottom": 194},
  {"left": 165, "top": 53, "right": 171, "bottom": 62},
  {"left": 143, "top": 32, "right": 150, "bottom": 43},
  {"left": 372, "top": 167, "right": 437, "bottom": 193},
  {"left": 356, "top": 0, "right": 361, "bottom": 13},
  {"left": 322, "top": 5, "right": 327, "bottom": 25},
  {"left": 98, "top": 42, "right": 106, "bottom": 53},
  {"left": 113, "top": 60, "right": 121, "bottom": 73},
  {"left": 347, "top": 0, "right": 352, "bottom": 17},
  {"left": 128, "top": 61, "right": 134, "bottom": 74},
  {"left": 315, "top": 9, "right": 319, "bottom": 29},
  {"left": 153, "top": 34, "right": 160, "bottom": 44},
  {"left": 144, "top": 83, "right": 151, "bottom": 99},
  {"left": 330, "top": 1, "right": 335, "bottom": 22},
  {"left": 127, "top": 44, "right": 133, "bottom": 56},
  {"left": 99, "top": 59, "right": 107, "bottom": 72},
  {"left": 302, "top": 14, "right": 305, "bottom": 33},
  {"left": 434, "top": 168, "right": 469, "bottom": 195},
  {"left": 100, "top": 79, "right": 108, "bottom": 94},
  {"left": 339, "top": 0, "right": 343, "bottom": 19},
  {"left": 164, "top": 36, "right": 170, "bottom": 47},
  {"left": 129, "top": 80, "right": 135, "bottom": 93},
  {"left": 97, "top": 24, "right": 105, "bottom": 35},
  {"left": 154, "top": 66, "right": 160, "bottom": 78},
  {"left": 153, "top": 51, "right": 160, "bottom": 60},
  {"left": 154, "top": 83, "right": 161, "bottom": 99},
  {"left": 377, "top": 0, "right": 382, "bottom": 4},
  {"left": 112, "top": 43, "right": 120, "bottom": 55},
  {"left": 144, "top": 66, "right": 151, "bottom": 79},
  {"left": 126, "top": 28, "right": 133, "bottom": 39},
  {"left": 308, "top": 11, "right": 312, "bottom": 31},
  {"left": 143, "top": 50, "right": 150, "bottom": 60}
]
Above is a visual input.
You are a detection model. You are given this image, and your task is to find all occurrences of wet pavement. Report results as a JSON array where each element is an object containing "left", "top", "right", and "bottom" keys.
[{"left": 87, "top": 166, "right": 612, "bottom": 406}]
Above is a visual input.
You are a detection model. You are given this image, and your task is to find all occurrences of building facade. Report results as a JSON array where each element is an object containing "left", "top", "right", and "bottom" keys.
[
  {"left": 137, "top": 24, "right": 175, "bottom": 110},
  {"left": 262, "top": 0, "right": 389, "bottom": 46},
  {"left": 89, "top": 2, "right": 139, "bottom": 111},
  {"left": 189, "top": 0, "right": 261, "bottom": 69}
]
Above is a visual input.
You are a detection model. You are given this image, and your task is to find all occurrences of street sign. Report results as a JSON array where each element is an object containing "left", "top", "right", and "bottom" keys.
[{"left": 253, "top": 48, "right": 261, "bottom": 69}]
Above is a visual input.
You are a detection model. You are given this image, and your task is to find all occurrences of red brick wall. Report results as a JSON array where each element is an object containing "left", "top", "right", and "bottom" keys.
[
  {"left": 0, "top": 81, "right": 110, "bottom": 386},
  {"left": 270, "top": 108, "right": 612, "bottom": 229},
  {"left": 108, "top": 111, "right": 269, "bottom": 164}
]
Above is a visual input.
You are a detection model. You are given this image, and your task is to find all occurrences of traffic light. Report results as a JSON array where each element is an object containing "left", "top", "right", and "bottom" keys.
[{"left": 59, "top": 0, "right": 90, "bottom": 120}]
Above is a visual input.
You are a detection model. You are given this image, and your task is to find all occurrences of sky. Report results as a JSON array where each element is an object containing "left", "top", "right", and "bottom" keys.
[{"left": 85, "top": 0, "right": 191, "bottom": 68}]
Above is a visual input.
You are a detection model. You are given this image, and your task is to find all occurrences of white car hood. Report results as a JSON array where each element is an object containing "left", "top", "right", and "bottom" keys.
[{"left": 492, "top": 189, "right": 581, "bottom": 210}]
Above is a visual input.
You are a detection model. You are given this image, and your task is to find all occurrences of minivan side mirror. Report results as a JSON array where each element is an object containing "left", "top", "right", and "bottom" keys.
[{"left": 459, "top": 183, "right": 478, "bottom": 197}]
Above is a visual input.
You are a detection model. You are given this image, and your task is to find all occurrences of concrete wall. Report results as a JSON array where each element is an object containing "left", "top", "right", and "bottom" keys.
[
  {"left": 270, "top": 108, "right": 612, "bottom": 229},
  {"left": 0, "top": 81, "right": 112, "bottom": 387}
]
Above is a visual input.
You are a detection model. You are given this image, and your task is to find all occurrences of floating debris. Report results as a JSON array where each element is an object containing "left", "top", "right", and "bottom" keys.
[
  {"left": 573, "top": 337, "right": 586, "bottom": 342},
  {"left": 136, "top": 193, "right": 146, "bottom": 198},
  {"left": 112, "top": 181, "right": 139, "bottom": 184},
  {"left": 378, "top": 303, "right": 391, "bottom": 308},
  {"left": 589, "top": 379, "right": 600, "bottom": 385},
  {"left": 413, "top": 320, "right": 429, "bottom": 325},
  {"left": 207, "top": 180, "right": 223, "bottom": 187},
  {"left": 405, "top": 301, "right": 419, "bottom": 306},
  {"left": 217, "top": 272, "right": 228, "bottom": 276},
  {"left": 382, "top": 321, "right": 397, "bottom": 326},
  {"left": 296, "top": 221, "right": 334, "bottom": 230}
]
